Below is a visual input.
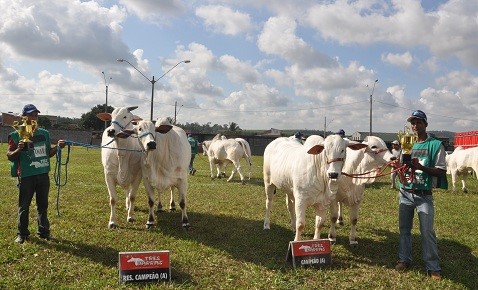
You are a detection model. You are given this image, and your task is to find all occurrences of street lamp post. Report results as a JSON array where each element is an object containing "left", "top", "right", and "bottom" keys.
[
  {"left": 102, "top": 71, "right": 112, "bottom": 130},
  {"left": 368, "top": 79, "right": 378, "bottom": 136},
  {"left": 117, "top": 59, "right": 191, "bottom": 121}
]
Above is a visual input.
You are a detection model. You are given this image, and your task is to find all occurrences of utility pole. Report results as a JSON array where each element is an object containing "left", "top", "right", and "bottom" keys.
[
  {"left": 369, "top": 79, "right": 378, "bottom": 136},
  {"left": 174, "top": 101, "right": 177, "bottom": 124},
  {"left": 102, "top": 72, "right": 111, "bottom": 130}
]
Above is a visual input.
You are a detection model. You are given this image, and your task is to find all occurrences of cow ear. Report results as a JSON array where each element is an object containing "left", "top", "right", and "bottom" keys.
[
  {"left": 97, "top": 112, "right": 111, "bottom": 121},
  {"left": 127, "top": 106, "right": 138, "bottom": 112},
  {"left": 348, "top": 143, "right": 368, "bottom": 151},
  {"left": 307, "top": 144, "right": 324, "bottom": 155},
  {"left": 156, "top": 125, "right": 173, "bottom": 134},
  {"left": 131, "top": 115, "right": 142, "bottom": 125},
  {"left": 118, "top": 129, "right": 134, "bottom": 138}
]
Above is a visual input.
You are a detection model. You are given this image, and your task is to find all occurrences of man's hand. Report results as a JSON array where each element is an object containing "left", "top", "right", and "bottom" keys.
[{"left": 58, "top": 140, "right": 66, "bottom": 149}]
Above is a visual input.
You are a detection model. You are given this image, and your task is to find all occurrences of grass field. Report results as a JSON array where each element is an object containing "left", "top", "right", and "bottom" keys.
[{"left": 0, "top": 143, "right": 477, "bottom": 289}]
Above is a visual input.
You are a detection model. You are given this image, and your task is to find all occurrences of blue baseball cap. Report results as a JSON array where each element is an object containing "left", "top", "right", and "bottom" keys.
[
  {"left": 22, "top": 104, "right": 40, "bottom": 116},
  {"left": 337, "top": 129, "right": 345, "bottom": 136},
  {"left": 407, "top": 110, "right": 427, "bottom": 124}
]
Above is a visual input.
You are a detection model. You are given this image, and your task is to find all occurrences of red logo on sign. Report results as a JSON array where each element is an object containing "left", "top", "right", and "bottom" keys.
[{"left": 119, "top": 252, "right": 170, "bottom": 270}]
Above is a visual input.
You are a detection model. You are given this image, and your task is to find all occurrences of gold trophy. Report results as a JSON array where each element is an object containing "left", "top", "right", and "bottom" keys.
[
  {"left": 398, "top": 126, "right": 417, "bottom": 165},
  {"left": 12, "top": 117, "right": 38, "bottom": 151}
]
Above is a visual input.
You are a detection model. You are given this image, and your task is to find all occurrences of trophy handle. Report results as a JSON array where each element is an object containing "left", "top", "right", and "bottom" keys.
[{"left": 31, "top": 120, "right": 38, "bottom": 132}]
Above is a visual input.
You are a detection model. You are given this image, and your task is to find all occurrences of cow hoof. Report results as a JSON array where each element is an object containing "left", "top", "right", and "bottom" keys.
[
  {"left": 182, "top": 223, "right": 191, "bottom": 230},
  {"left": 338, "top": 221, "right": 344, "bottom": 227},
  {"left": 108, "top": 223, "right": 117, "bottom": 229},
  {"left": 156, "top": 208, "right": 164, "bottom": 213},
  {"left": 169, "top": 208, "right": 176, "bottom": 211},
  {"left": 463, "top": 188, "right": 468, "bottom": 193},
  {"left": 328, "top": 237, "right": 337, "bottom": 244},
  {"left": 146, "top": 223, "right": 154, "bottom": 229},
  {"left": 241, "top": 180, "right": 245, "bottom": 185},
  {"left": 350, "top": 240, "right": 359, "bottom": 247},
  {"left": 127, "top": 217, "right": 135, "bottom": 223}
]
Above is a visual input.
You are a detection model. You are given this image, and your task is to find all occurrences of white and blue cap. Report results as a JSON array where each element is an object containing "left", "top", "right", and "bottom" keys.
[
  {"left": 22, "top": 104, "right": 40, "bottom": 116},
  {"left": 407, "top": 110, "right": 427, "bottom": 125}
]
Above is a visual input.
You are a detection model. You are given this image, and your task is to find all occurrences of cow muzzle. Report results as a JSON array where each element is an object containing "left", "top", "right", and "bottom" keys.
[
  {"left": 107, "top": 129, "right": 116, "bottom": 138},
  {"left": 147, "top": 141, "right": 156, "bottom": 150},
  {"left": 328, "top": 172, "right": 339, "bottom": 179}
]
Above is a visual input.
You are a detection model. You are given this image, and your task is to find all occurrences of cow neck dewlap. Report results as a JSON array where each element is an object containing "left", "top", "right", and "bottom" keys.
[{"left": 117, "top": 157, "right": 129, "bottom": 185}]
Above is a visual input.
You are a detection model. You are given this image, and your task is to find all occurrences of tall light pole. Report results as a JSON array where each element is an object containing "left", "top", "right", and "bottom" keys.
[
  {"left": 102, "top": 71, "right": 112, "bottom": 130},
  {"left": 117, "top": 59, "right": 191, "bottom": 121},
  {"left": 368, "top": 79, "right": 378, "bottom": 136}
]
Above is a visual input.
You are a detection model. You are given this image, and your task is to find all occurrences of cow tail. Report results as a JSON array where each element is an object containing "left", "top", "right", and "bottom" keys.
[{"left": 239, "top": 140, "right": 252, "bottom": 166}]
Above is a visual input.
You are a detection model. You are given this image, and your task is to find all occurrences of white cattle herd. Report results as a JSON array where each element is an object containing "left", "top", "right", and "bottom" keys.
[{"left": 95, "top": 106, "right": 471, "bottom": 244}]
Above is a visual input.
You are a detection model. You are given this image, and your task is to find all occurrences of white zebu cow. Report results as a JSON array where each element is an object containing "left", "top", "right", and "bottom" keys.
[
  {"left": 203, "top": 136, "right": 253, "bottom": 179},
  {"left": 446, "top": 146, "right": 477, "bottom": 193},
  {"left": 328, "top": 136, "right": 395, "bottom": 245},
  {"left": 204, "top": 134, "right": 250, "bottom": 184},
  {"left": 263, "top": 135, "right": 366, "bottom": 241},
  {"left": 97, "top": 107, "right": 143, "bottom": 229},
  {"left": 125, "top": 118, "right": 191, "bottom": 228}
]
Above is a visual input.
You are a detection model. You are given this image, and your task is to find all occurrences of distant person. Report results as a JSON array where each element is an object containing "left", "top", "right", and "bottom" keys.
[
  {"left": 187, "top": 134, "right": 199, "bottom": 175},
  {"left": 394, "top": 109, "right": 447, "bottom": 280},
  {"left": 7, "top": 104, "right": 66, "bottom": 244},
  {"left": 390, "top": 140, "right": 401, "bottom": 189},
  {"left": 336, "top": 129, "right": 346, "bottom": 138},
  {"left": 290, "top": 131, "right": 305, "bottom": 144}
]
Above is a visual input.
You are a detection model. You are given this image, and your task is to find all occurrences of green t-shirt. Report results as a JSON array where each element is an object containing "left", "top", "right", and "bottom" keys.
[
  {"left": 399, "top": 136, "right": 448, "bottom": 190},
  {"left": 9, "top": 128, "right": 51, "bottom": 178},
  {"left": 188, "top": 137, "right": 199, "bottom": 154}
]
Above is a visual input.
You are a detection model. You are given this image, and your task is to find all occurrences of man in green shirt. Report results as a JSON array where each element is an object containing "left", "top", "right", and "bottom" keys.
[
  {"left": 7, "top": 104, "right": 66, "bottom": 244},
  {"left": 395, "top": 110, "right": 447, "bottom": 280},
  {"left": 187, "top": 134, "right": 199, "bottom": 175}
]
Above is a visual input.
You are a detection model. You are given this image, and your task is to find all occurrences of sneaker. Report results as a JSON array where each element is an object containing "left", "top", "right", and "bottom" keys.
[
  {"left": 395, "top": 261, "right": 409, "bottom": 271},
  {"left": 15, "top": 235, "right": 28, "bottom": 244},
  {"left": 39, "top": 234, "right": 52, "bottom": 241},
  {"left": 429, "top": 271, "right": 441, "bottom": 280}
]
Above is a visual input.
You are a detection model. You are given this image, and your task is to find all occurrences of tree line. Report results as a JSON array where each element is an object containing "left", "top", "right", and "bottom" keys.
[{"left": 43, "top": 104, "right": 243, "bottom": 135}]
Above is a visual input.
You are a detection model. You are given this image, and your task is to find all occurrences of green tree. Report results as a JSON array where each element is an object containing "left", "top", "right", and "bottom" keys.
[
  {"left": 37, "top": 116, "right": 52, "bottom": 129},
  {"left": 79, "top": 104, "right": 114, "bottom": 130},
  {"left": 228, "top": 122, "right": 241, "bottom": 133}
]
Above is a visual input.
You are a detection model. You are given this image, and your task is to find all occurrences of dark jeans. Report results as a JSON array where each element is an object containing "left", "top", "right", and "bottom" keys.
[{"left": 17, "top": 173, "right": 50, "bottom": 237}]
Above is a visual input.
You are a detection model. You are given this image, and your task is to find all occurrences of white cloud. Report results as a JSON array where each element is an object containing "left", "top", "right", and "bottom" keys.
[
  {"left": 218, "top": 55, "right": 260, "bottom": 84},
  {"left": 119, "top": 0, "right": 186, "bottom": 22},
  {"left": 0, "top": 0, "right": 128, "bottom": 63},
  {"left": 196, "top": 5, "right": 253, "bottom": 35},
  {"left": 257, "top": 16, "right": 336, "bottom": 68},
  {"left": 381, "top": 51, "right": 413, "bottom": 68}
]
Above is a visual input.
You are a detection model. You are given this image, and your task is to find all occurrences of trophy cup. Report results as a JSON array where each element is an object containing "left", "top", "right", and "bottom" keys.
[
  {"left": 398, "top": 126, "right": 417, "bottom": 166},
  {"left": 12, "top": 117, "right": 38, "bottom": 151}
]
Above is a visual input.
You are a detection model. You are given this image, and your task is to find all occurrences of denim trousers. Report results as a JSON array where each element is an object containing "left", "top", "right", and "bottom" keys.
[
  {"left": 398, "top": 189, "right": 441, "bottom": 273},
  {"left": 18, "top": 173, "right": 51, "bottom": 237}
]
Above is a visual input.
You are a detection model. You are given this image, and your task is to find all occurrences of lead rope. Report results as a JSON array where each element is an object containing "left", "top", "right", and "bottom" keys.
[
  {"left": 54, "top": 142, "right": 71, "bottom": 216},
  {"left": 341, "top": 161, "right": 393, "bottom": 179},
  {"left": 52, "top": 134, "right": 144, "bottom": 217}
]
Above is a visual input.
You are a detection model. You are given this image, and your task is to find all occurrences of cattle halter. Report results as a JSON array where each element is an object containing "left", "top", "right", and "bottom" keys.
[{"left": 327, "top": 157, "right": 345, "bottom": 164}]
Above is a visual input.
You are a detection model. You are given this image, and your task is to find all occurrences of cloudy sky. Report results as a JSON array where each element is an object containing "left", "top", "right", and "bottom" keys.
[{"left": 1, "top": 0, "right": 477, "bottom": 134}]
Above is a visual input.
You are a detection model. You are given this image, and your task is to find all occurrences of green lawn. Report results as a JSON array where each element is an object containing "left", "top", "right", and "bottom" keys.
[{"left": 0, "top": 144, "right": 477, "bottom": 289}]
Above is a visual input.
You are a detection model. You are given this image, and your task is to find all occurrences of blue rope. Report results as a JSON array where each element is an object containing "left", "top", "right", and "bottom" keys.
[
  {"left": 54, "top": 143, "right": 70, "bottom": 216},
  {"left": 53, "top": 137, "right": 143, "bottom": 216}
]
